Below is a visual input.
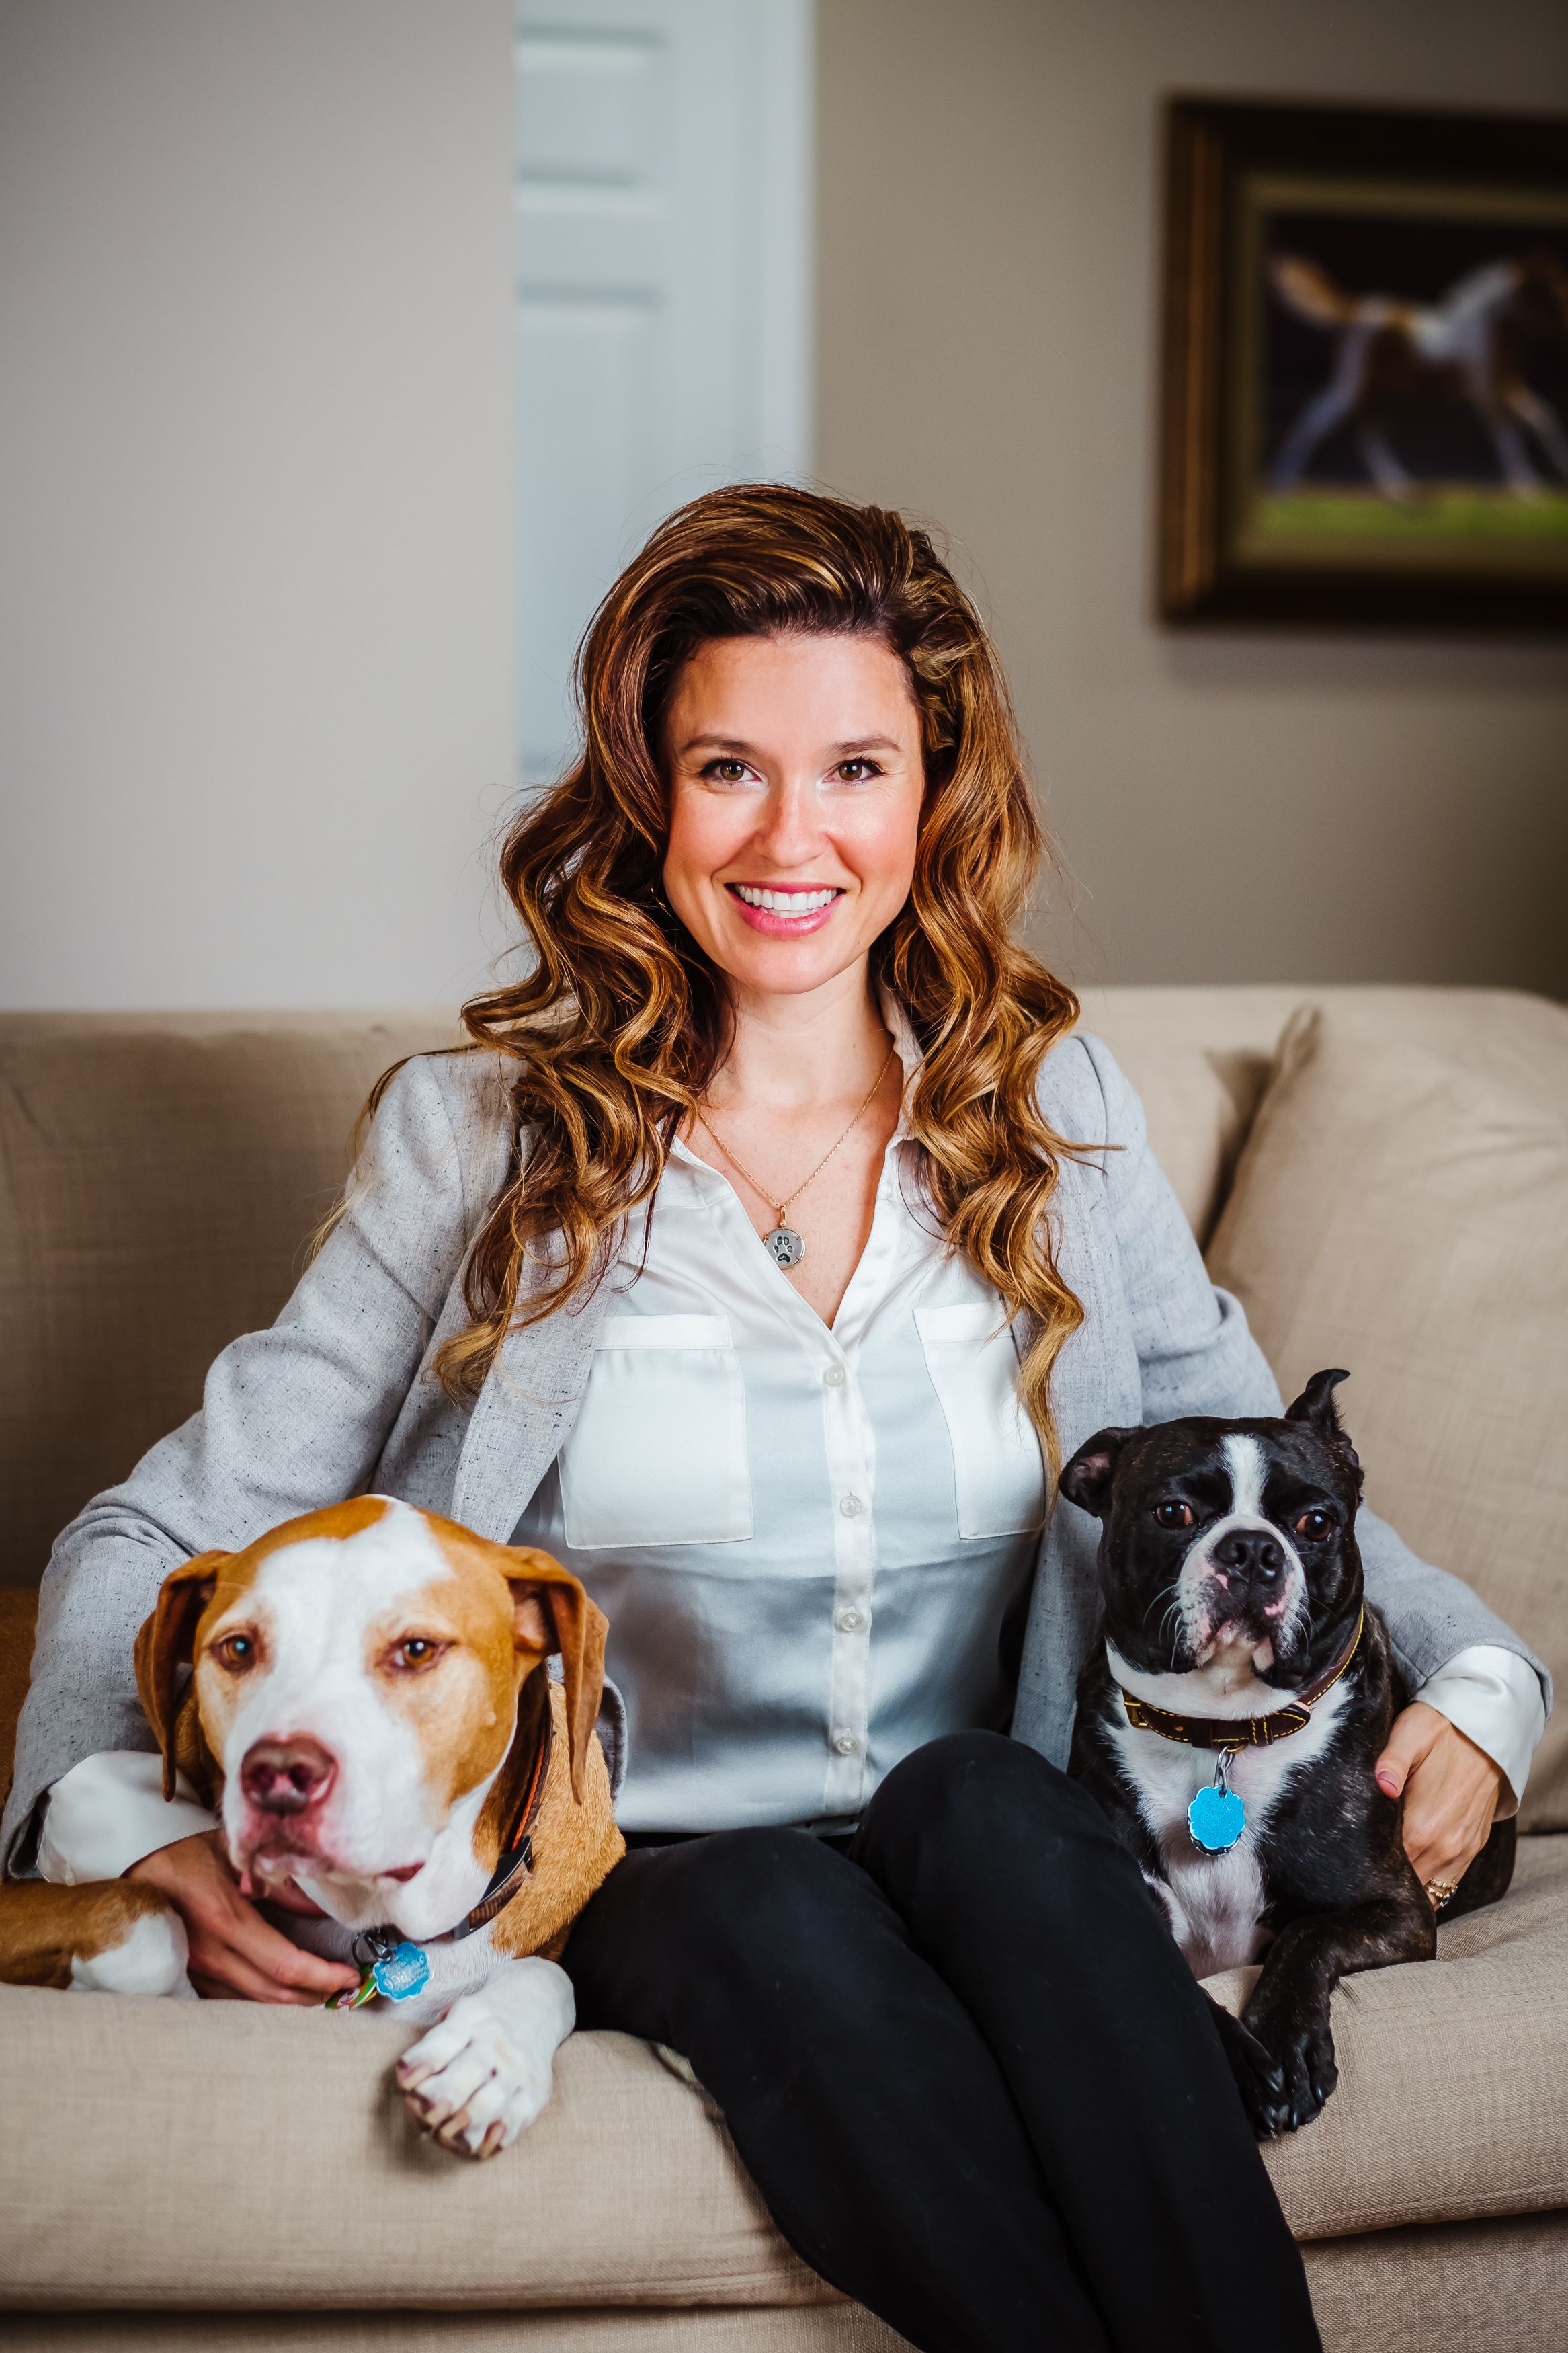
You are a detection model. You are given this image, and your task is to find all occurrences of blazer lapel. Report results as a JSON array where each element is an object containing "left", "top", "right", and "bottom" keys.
[{"left": 450, "top": 1275, "right": 613, "bottom": 1543}]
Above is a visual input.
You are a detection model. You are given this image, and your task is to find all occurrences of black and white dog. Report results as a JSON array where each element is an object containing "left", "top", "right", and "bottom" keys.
[{"left": 1061, "top": 1370, "right": 1514, "bottom": 2139}]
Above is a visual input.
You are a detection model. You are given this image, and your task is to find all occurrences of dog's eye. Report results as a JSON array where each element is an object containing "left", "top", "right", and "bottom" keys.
[
  {"left": 1153, "top": 1501, "right": 1195, "bottom": 1530},
  {"left": 386, "top": 1638, "right": 447, "bottom": 1673},
  {"left": 1295, "top": 1509, "right": 1333, "bottom": 1540},
  {"left": 212, "top": 1634, "right": 257, "bottom": 1673}
]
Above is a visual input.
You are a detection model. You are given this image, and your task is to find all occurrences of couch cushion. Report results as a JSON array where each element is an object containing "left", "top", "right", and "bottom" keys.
[
  {"left": 1075, "top": 984, "right": 1527, "bottom": 1246},
  {"left": 0, "top": 1013, "right": 456, "bottom": 1585},
  {"left": 1206, "top": 995, "right": 1568, "bottom": 1828},
  {"left": 1210, "top": 1831, "right": 1568, "bottom": 2241},
  {"left": 3, "top": 1841, "right": 1565, "bottom": 2307}
]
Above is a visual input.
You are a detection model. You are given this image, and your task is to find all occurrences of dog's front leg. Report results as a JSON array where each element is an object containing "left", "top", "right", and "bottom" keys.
[
  {"left": 1241, "top": 1895, "right": 1434, "bottom": 2135},
  {"left": 395, "top": 1956, "right": 575, "bottom": 2159}
]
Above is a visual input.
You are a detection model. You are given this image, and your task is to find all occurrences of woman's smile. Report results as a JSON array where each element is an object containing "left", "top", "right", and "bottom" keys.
[{"left": 726, "top": 881, "right": 844, "bottom": 935}]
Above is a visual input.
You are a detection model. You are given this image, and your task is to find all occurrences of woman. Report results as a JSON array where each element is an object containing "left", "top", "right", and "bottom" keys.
[{"left": 6, "top": 488, "right": 1544, "bottom": 2353}]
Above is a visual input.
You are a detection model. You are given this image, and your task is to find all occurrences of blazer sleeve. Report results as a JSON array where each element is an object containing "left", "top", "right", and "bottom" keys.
[
  {"left": 1076, "top": 1032, "right": 1552, "bottom": 1712},
  {"left": 2, "top": 1055, "right": 477, "bottom": 1875}
]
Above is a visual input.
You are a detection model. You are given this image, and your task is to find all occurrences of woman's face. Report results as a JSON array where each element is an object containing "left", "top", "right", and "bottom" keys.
[{"left": 661, "top": 632, "right": 925, "bottom": 1002}]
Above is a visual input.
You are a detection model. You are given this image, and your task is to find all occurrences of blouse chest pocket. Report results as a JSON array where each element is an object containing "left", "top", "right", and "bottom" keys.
[
  {"left": 914, "top": 1302, "right": 1047, "bottom": 1540},
  {"left": 558, "top": 1314, "right": 753, "bottom": 1550}
]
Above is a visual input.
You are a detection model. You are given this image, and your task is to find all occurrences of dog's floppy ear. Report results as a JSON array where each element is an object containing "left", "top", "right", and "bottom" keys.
[
  {"left": 133, "top": 1552, "right": 230, "bottom": 1800},
  {"left": 1284, "top": 1368, "right": 1364, "bottom": 1488},
  {"left": 503, "top": 1548, "right": 608, "bottom": 1804},
  {"left": 1058, "top": 1427, "right": 1139, "bottom": 1521}
]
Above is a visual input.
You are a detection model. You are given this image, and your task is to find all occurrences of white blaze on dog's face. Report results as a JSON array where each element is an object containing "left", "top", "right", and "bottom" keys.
[
  {"left": 200, "top": 1509, "right": 498, "bottom": 1880},
  {"left": 170, "top": 1501, "right": 561, "bottom": 1937},
  {"left": 1170, "top": 1434, "right": 1310, "bottom": 1676}
]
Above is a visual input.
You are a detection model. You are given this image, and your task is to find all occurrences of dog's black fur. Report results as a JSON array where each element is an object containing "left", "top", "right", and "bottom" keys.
[{"left": 1063, "top": 1371, "right": 1515, "bottom": 2137}]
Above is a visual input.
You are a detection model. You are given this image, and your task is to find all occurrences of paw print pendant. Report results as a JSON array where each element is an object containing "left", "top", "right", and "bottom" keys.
[{"left": 766, "top": 1225, "right": 805, "bottom": 1270}]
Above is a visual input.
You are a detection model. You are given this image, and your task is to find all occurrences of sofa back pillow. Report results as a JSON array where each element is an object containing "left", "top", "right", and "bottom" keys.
[{"left": 1206, "top": 998, "right": 1568, "bottom": 1832}]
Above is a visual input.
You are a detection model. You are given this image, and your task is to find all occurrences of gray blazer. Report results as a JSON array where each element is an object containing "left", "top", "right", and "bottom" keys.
[{"left": 3, "top": 1034, "right": 1548, "bottom": 1873}]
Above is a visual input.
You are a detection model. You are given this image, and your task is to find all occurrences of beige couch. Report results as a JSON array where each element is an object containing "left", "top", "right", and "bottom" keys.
[{"left": 1, "top": 986, "right": 1565, "bottom": 2352}]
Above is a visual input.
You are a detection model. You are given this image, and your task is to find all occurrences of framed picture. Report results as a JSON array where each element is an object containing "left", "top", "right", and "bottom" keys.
[{"left": 1159, "top": 97, "right": 1568, "bottom": 629}]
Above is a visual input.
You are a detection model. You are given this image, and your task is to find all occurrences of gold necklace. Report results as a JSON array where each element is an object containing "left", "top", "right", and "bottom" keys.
[{"left": 694, "top": 1043, "right": 899, "bottom": 1271}]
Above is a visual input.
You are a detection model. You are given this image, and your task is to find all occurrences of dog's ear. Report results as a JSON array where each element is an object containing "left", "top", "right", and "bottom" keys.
[
  {"left": 503, "top": 1548, "right": 608, "bottom": 1804},
  {"left": 1284, "top": 1369, "right": 1364, "bottom": 1489},
  {"left": 133, "top": 1552, "right": 230, "bottom": 1800},
  {"left": 1058, "top": 1427, "right": 1139, "bottom": 1521}
]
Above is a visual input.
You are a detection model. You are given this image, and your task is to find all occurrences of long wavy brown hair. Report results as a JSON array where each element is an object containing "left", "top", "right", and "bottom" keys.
[{"left": 378, "top": 484, "right": 1086, "bottom": 1463}]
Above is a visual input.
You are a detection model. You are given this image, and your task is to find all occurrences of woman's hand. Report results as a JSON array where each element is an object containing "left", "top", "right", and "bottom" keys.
[
  {"left": 126, "top": 1830, "right": 361, "bottom": 2003},
  {"left": 1375, "top": 1703, "right": 1503, "bottom": 1897}
]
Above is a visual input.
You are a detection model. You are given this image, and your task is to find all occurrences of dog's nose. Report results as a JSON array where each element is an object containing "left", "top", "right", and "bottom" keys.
[
  {"left": 239, "top": 1736, "right": 337, "bottom": 1815},
  {"left": 1212, "top": 1528, "right": 1285, "bottom": 1586}
]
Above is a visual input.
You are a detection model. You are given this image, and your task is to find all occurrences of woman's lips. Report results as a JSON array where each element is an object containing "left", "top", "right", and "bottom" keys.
[{"left": 725, "top": 883, "right": 843, "bottom": 938}]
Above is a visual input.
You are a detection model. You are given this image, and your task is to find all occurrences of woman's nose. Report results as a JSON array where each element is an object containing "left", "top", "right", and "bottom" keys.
[{"left": 749, "top": 776, "right": 825, "bottom": 867}]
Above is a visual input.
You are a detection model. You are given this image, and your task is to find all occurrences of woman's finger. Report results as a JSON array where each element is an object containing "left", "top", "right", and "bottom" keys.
[
  {"left": 186, "top": 1935, "right": 333, "bottom": 2005},
  {"left": 128, "top": 1829, "right": 358, "bottom": 1997},
  {"left": 1373, "top": 1701, "right": 1441, "bottom": 1802}
]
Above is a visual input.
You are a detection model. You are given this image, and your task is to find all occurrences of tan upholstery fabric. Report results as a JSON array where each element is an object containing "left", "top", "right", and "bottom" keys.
[
  {"left": 1206, "top": 995, "right": 1568, "bottom": 1828},
  {"left": 2, "top": 1842, "right": 1565, "bottom": 2307},
  {"left": 1074, "top": 984, "right": 1506, "bottom": 1244},
  {"left": 0, "top": 1014, "right": 456, "bottom": 1586},
  {"left": 0, "top": 2307, "right": 908, "bottom": 2351},
  {"left": 1301, "top": 2212, "right": 1568, "bottom": 2353},
  {"left": 4, "top": 2219, "right": 1567, "bottom": 2353},
  {"left": 0, "top": 2002, "right": 831, "bottom": 2310},
  {"left": 0, "top": 1588, "right": 37, "bottom": 1817},
  {"left": 1221, "top": 1834, "right": 1568, "bottom": 2238}
]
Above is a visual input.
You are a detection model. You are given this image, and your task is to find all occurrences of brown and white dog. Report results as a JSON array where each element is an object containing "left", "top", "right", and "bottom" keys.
[{"left": 0, "top": 1497, "right": 625, "bottom": 2157}]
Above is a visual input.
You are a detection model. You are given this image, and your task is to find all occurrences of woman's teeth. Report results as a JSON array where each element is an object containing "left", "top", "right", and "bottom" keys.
[{"left": 732, "top": 885, "right": 839, "bottom": 915}]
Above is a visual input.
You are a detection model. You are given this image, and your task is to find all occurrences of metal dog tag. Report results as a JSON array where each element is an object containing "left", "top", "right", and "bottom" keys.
[
  {"left": 371, "top": 1942, "right": 431, "bottom": 2002},
  {"left": 1189, "top": 1753, "right": 1247, "bottom": 1853}
]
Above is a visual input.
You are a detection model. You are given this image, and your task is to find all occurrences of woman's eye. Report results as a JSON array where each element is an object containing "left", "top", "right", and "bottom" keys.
[
  {"left": 702, "top": 759, "right": 756, "bottom": 785},
  {"left": 1153, "top": 1501, "right": 1195, "bottom": 1531},
  {"left": 388, "top": 1638, "right": 446, "bottom": 1672},
  {"left": 833, "top": 758, "right": 882, "bottom": 783},
  {"left": 1295, "top": 1510, "right": 1333, "bottom": 1540},
  {"left": 212, "top": 1634, "right": 256, "bottom": 1672}
]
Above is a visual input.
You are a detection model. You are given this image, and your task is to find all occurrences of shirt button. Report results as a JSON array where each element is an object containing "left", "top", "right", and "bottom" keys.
[
  {"left": 822, "top": 1363, "right": 846, "bottom": 1388},
  {"left": 833, "top": 1732, "right": 860, "bottom": 1756},
  {"left": 838, "top": 1493, "right": 864, "bottom": 1518},
  {"left": 835, "top": 1606, "right": 866, "bottom": 1633}
]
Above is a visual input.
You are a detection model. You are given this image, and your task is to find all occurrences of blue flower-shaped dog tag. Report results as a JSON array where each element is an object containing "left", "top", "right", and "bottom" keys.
[
  {"left": 1189, "top": 1783, "right": 1246, "bottom": 1853},
  {"left": 371, "top": 1942, "right": 431, "bottom": 2002}
]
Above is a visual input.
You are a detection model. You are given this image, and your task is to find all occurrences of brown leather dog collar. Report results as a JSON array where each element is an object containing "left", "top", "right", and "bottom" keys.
[
  {"left": 452, "top": 1699, "right": 554, "bottom": 1940},
  {"left": 1114, "top": 1607, "right": 1365, "bottom": 1752}
]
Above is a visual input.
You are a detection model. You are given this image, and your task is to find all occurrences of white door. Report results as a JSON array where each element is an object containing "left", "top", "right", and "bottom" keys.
[{"left": 515, "top": 0, "right": 815, "bottom": 788}]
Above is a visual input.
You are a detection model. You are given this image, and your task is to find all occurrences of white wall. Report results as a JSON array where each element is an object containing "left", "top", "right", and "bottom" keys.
[
  {"left": 817, "top": 0, "right": 1568, "bottom": 998},
  {"left": 0, "top": 0, "right": 517, "bottom": 1008},
  {"left": 6, "top": 1, "right": 1566, "bottom": 1009}
]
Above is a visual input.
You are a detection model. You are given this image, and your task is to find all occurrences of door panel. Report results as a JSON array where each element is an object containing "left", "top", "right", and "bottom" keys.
[{"left": 516, "top": 0, "right": 814, "bottom": 786}]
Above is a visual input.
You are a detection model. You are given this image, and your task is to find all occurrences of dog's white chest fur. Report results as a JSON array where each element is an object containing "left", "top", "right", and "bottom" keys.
[{"left": 1105, "top": 1650, "right": 1350, "bottom": 1978}]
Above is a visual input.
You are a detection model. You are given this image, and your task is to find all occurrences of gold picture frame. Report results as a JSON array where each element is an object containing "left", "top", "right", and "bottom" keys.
[{"left": 1159, "top": 97, "right": 1568, "bottom": 631}]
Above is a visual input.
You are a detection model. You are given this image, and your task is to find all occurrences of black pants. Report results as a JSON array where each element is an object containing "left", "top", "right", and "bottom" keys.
[{"left": 565, "top": 1732, "right": 1319, "bottom": 2353}]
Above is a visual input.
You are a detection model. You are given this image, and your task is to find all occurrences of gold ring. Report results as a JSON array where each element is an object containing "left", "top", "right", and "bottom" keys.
[{"left": 1426, "top": 1878, "right": 1460, "bottom": 1909}]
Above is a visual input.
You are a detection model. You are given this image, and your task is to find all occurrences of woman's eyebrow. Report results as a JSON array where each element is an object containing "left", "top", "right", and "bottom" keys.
[{"left": 675, "top": 734, "right": 905, "bottom": 758}]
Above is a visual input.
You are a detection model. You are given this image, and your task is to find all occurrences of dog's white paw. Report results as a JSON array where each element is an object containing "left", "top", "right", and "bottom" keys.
[{"left": 395, "top": 1958, "right": 574, "bottom": 2159}]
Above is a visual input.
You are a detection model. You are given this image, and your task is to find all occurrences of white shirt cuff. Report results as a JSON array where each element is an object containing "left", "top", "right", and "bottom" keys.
[
  {"left": 1413, "top": 1645, "right": 1546, "bottom": 1819},
  {"left": 38, "top": 1751, "right": 220, "bottom": 1885}
]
